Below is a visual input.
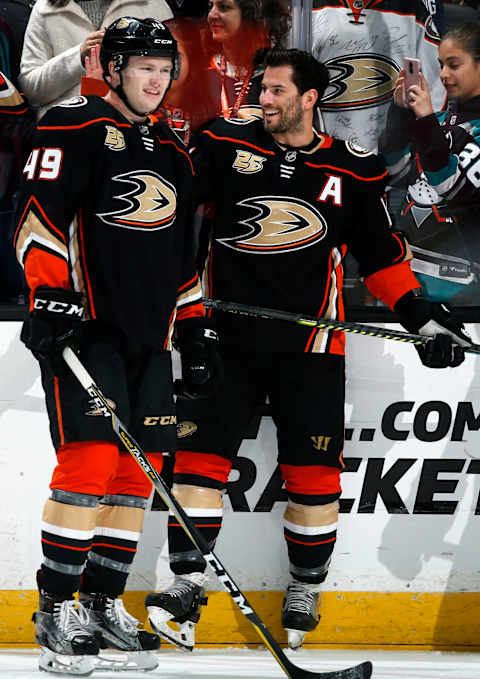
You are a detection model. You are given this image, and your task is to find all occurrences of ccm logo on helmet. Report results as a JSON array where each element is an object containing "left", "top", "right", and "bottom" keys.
[{"left": 34, "top": 298, "right": 84, "bottom": 317}]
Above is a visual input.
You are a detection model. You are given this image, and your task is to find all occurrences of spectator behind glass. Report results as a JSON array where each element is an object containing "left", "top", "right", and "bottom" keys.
[
  {"left": 379, "top": 22, "right": 480, "bottom": 307},
  {"left": 311, "top": 0, "right": 444, "bottom": 152},
  {"left": 202, "top": 0, "right": 291, "bottom": 121},
  {"left": 18, "top": 0, "right": 173, "bottom": 119}
]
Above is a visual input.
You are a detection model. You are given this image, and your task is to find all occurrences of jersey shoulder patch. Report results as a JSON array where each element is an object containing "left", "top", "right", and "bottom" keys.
[
  {"left": 344, "top": 140, "right": 374, "bottom": 158},
  {"left": 57, "top": 95, "right": 88, "bottom": 108}
]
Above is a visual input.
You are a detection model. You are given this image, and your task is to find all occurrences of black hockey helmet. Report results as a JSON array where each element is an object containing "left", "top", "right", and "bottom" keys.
[{"left": 100, "top": 17, "right": 180, "bottom": 79}]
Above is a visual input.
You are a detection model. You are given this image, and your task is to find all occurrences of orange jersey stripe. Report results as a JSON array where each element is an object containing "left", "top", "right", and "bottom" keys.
[
  {"left": 304, "top": 162, "right": 388, "bottom": 182},
  {"left": 202, "top": 129, "right": 276, "bottom": 155}
]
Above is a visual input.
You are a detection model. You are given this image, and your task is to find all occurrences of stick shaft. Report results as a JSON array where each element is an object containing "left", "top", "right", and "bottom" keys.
[{"left": 203, "top": 298, "right": 480, "bottom": 355}]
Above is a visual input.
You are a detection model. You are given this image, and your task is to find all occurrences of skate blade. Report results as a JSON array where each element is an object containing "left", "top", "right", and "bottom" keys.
[
  {"left": 39, "top": 647, "right": 95, "bottom": 676},
  {"left": 147, "top": 607, "right": 195, "bottom": 652},
  {"left": 285, "top": 628, "right": 306, "bottom": 650},
  {"left": 95, "top": 650, "right": 158, "bottom": 672}
]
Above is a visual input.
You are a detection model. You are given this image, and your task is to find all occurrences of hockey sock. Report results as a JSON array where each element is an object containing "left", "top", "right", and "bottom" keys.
[
  {"left": 168, "top": 507, "right": 223, "bottom": 575},
  {"left": 40, "top": 492, "right": 99, "bottom": 596},
  {"left": 283, "top": 500, "right": 338, "bottom": 584},
  {"left": 81, "top": 494, "right": 146, "bottom": 597}
]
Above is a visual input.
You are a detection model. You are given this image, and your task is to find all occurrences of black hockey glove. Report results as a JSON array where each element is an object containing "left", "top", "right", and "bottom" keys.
[
  {"left": 174, "top": 317, "right": 223, "bottom": 399},
  {"left": 394, "top": 289, "right": 471, "bottom": 368},
  {"left": 21, "top": 287, "right": 85, "bottom": 375}
]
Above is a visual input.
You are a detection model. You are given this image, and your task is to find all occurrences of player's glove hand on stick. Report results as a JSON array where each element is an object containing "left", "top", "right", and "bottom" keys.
[
  {"left": 174, "top": 318, "right": 223, "bottom": 399},
  {"left": 21, "top": 286, "right": 85, "bottom": 375},
  {"left": 394, "top": 289, "right": 472, "bottom": 368}
]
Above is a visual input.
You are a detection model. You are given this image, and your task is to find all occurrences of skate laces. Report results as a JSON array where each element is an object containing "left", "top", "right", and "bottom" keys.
[
  {"left": 54, "top": 600, "right": 92, "bottom": 641},
  {"left": 104, "top": 598, "right": 139, "bottom": 633},
  {"left": 285, "top": 582, "right": 318, "bottom": 615},
  {"left": 165, "top": 574, "right": 206, "bottom": 598}
]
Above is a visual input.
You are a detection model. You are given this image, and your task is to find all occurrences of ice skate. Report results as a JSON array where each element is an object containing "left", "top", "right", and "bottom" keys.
[
  {"left": 281, "top": 580, "right": 322, "bottom": 650},
  {"left": 145, "top": 573, "right": 208, "bottom": 651},
  {"left": 34, "top": 592, "right": 99, "bottom": 676},
  {"left": 81, "top": 593, "right": 160, "bottom": 671}
]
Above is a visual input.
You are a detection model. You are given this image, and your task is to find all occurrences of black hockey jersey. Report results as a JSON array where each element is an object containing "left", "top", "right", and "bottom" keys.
[
  {"left": 14, "top": 95, "right": 203, "bottom": 348},
  {"left": 193, "top": 117, "right": 420, "bottom": 354}
]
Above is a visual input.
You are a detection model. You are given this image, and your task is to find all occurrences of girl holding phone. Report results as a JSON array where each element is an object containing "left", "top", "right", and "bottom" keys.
[{"left": 379, "top": 23, "right": 480, "bottom": 305}]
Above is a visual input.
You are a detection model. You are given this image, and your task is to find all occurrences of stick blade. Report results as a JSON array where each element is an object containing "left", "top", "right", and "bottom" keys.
[{"left": 290, "top": 659, "right": 372, "bottom": 679}]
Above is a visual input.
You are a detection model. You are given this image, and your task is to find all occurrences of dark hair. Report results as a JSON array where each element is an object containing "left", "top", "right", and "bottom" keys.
[
  {"left": 261, "top": 48, "right": 329, "bottom": 101},
  {"left": 47, "top": 0, "right": 69, "bottom": 6},
  {"left": 443, "top": 22, "right": 480, "bottom": 61},
  {"left": 236, "top": 0, "right": 291, "bottom": 46}
]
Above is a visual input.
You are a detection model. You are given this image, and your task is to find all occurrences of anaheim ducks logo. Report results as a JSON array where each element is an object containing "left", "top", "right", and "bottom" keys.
[
  {"left": 177, "top": 421, "right": 197, "bottom": 438},
  {"left": 218, "top": 196, "right": 327, "bottom": 254},
  {"left": 85, "top": 396, "right": 116, "bottom": 416},
  {"left": 321, "top": 53, "right": 399, "bottom": 111},
  {"left": 98, "top": 170, "right": 176, "bottom": 231}
]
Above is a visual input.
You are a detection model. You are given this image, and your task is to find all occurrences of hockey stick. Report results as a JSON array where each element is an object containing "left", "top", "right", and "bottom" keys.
[
  {"left": 62, "top": 346, "right": 372, "bottom": 679},
  {"left": 203, "top": 298, "right": 480, "bottom": 355}
]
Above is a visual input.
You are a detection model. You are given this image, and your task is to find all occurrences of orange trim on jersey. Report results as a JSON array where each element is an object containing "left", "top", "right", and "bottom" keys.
[
  {"left": 280, "top": 464, "right": 342, "bottom": 495},
  {"left": 116, "top": 213, "right": 175, "bottom": 227},
  {"left": 156, "top": 137, "right": 195, "bottom": 173},
  {"left": 390, "top": 232, "right": 406, "bottom": 263},
  {"left": 176, "top": 302, "right": 205, "bottom": 322},
  {"left": 24, "top": 251, "right": 70, "bottom": 304},
  {"left": 174, "top": 450, "right": 232, "bottom": 484},
  {"left": 202, "top": 129, "right": 276, "bottom": 155},
  {"left": 0, "top": 106, "right": 28, "bottom": 115},
  {"left": 305, "top": 162, "right": 388, "bottom": 182},
  {"left": 432, "top": 205, "right": 450, "bottom": 223},
  {"left": 15, "top": 194, "right": 66, "bottom": 245},
  {"left": 284, "top": 535, "right": 337, "bottom": 546},
  {"left": 178, "top": 275, "right": 199, "bottom": 293},
  {"left": 91, "top": 543, "right": 137, "bottom": 552},
  {"left": 37, "top": 117, "right": 132, "bottom": 131},
  {"left": 168, "top": 522, "right": 222, "bottom": 528},
  {"left": 364, "top": 260, "right": 420, "bottom": 310},
  {"left": 54, "top": 377, "right": 65, "bottom": 447},
  {"left": 41, "top": 538, "right": 90, "bottom": 551},
  {"left": 77, "top": 209, "right": 96, "bottom": 318}
]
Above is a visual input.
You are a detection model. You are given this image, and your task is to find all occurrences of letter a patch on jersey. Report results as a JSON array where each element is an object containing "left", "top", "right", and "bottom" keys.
[{"left": 317, "top": 175, "right": 342, "bottom": 206}]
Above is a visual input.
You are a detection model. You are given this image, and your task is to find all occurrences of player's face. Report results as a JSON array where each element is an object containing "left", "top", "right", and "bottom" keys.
[
  {"left": 260, "top": 65, "right": 305, "bottom": 135},
  {"left": 208, "top": 0, "right": 242, "bottom": 44},
  {"left": 120, "top": 55, "right": 173, "bottom": 115},
  {"left": 439, "top": 38, "right": 480, "bottom": 102}
]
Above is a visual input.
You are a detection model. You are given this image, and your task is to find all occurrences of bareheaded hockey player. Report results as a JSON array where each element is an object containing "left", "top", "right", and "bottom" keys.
[
  {"left": 145, "top": 48, "right": 472, "bottom": 651},
  {"left": 14, "top": 17, "right": 221, "bottom": 675}
]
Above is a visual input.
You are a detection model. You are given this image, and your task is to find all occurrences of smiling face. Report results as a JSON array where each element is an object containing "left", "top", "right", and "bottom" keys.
[
  {"left": 208, "top": 0, "right": 243, "bottom": 45},
  {"left": 439, "top": 38, "right": 480, "bottom": 102},
  {"left": 260, "top": 65, "right": 309, "bottom": 138},
  {"left": 109, "top": 55, "right": 173, "bottom": 119}
]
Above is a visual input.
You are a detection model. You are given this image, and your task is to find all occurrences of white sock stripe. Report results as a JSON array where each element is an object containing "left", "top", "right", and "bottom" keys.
[
  {"left": 182, "top": 507, "right": 223, "bottom": 518},
  {"left": 283, "top": 519, "right": 338, "bottom": 536},
  {"left": 41, "top": 521, "right": 95, "bottom": 541},
  {"left": 94, "top": 526, "right": 141, "bottom": 541}
]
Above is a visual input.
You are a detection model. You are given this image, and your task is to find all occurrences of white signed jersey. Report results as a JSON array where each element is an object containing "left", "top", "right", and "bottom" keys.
[{"left": 312, "top": 0, "right": 444, "bottom": 151}]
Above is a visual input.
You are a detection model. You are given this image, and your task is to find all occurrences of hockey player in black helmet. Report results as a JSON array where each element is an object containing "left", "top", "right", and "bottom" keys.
[
  {"left": 16, "top": 14, "right": 221, "bottom": 677},
  {"left": 100, "top": 16, "right": 180, "bottom": 118}
]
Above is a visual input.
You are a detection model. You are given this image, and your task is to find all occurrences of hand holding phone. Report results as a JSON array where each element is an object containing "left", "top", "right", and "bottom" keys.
[{"left": 404, "top": 57, "right": 421, "bottom": 92}]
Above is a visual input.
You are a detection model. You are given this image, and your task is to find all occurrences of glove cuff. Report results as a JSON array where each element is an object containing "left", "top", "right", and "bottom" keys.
[
  {"left": 394, "top": 289, "right": 433, "bottom": 333},
  {"left": 175, "top": 317, "right": 218, "bottom": 348},
  {"left": 33, "top": 287, "right": 85, "bottom": 320}
]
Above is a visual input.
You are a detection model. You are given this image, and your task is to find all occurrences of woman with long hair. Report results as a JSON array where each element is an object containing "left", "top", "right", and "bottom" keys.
[{"left": 380, "top": 22, "right": 480, "bottom": 306}]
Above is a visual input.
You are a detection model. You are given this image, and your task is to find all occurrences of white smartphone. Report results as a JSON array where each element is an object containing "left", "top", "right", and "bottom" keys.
[{"left": 404, "top": 57, "right": 422, "bottom": 91}]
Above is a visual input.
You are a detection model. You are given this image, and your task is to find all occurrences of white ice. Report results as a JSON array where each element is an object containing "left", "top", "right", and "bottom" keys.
[{"left": 1, "top": 647, "right": 480, "bottom": 679}]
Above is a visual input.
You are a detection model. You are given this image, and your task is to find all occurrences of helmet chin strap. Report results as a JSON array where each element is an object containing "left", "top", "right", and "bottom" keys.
[{"left": 103, "top": 70, "right": 173, "bottom": 120}]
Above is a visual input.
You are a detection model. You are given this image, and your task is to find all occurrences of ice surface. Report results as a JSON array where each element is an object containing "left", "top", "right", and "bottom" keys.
[{"left": 1, "top": 647, "right": 480, "bottom": 679}]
